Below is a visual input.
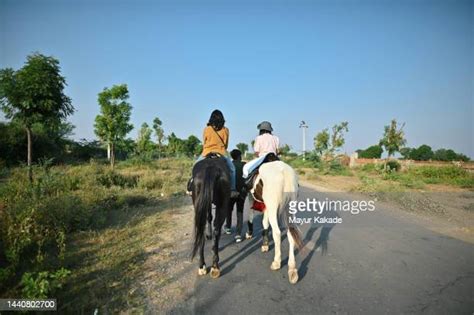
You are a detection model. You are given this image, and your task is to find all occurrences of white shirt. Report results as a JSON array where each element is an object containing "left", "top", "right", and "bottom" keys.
[{"left": 254, "top": 134, "right": 280, "bottom": 157}]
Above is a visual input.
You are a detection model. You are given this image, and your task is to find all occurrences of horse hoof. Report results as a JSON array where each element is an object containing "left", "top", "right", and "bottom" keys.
[
  {"left": 198, "top": 265, "right": 207, "bottom": 276},
  {"left": 288, "top": 268, "right": 299, "bottom": 284},
  {"left": 245, "top": 232, "right": 253, "bottom": 239},
  {"left": 271, "top": 261, "right": 281, "bottom": 270},
  {"left": 210, "top": 267, "right": 220, "bottom": 279},
  {"left": 261, "top": 245, "right": 269, "bottom": 252}
]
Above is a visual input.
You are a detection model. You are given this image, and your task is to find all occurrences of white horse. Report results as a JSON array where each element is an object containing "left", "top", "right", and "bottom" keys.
[{"left": 248, "top": 160, "right": 303, "bottom": 284}]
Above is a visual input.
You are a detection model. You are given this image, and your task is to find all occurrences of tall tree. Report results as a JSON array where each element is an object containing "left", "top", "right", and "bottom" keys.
[
  {"left": 152, "top": 117, "right": 165, "bottom": 147},
  {"left": 166, "top": 132, "right": 185, "bottom": 156},
  {"left": 314, "top": 122, "right": 348, "bottom": 157},
  {"left": 0, "top": 53, "right": 73, "bottom": 181},
  {"left": 94, "top": 84, "right": 133, "bottom": 169},
  {"left": 379, "top": 119, "right": 406, "bottom": 158},
  {"left": 330, "top": 121, "right": 349, "bottom": 153},
  {"left": 136, "top": 122, "right": 153, "bottom": 155},
  {"left": 279, "top": 144, "right": 291, "bottom": 156},
  {"left": 184, "top": 135, "right": 201, "bottom": 157},
  {"left": 314, "top": 129, "right": 330, "bottom": 155},
  {"left": 152, "top": 117, "right": 165, "bottom": 158},
  {"left": 236, "top": 142, "right": 249, "bottom": 157}
]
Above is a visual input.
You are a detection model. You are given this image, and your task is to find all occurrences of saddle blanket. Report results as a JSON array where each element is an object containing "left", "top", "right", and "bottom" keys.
[{"left": 243, "top": 152, "right": 272, "bottom": 178}]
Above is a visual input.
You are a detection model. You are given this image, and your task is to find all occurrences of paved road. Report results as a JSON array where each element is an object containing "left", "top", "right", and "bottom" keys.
[{"left": 174, "top": 185, "right": 474, "bottom": 314}]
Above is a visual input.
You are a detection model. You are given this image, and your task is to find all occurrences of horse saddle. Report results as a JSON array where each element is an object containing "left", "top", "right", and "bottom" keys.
[
  {"left": 204, "top": 152, "right": 223, "bottom": 159},
  {"left": 244, "top": 152, "right": 279, "bottom": 193},
  {"left": 187, "top": 153, "right": 225, "bottom": 192}
]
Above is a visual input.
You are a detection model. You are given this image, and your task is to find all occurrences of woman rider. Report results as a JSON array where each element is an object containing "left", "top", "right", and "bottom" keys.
[{"left": 189, "top": 109, "right": 239, "bottom": 198}]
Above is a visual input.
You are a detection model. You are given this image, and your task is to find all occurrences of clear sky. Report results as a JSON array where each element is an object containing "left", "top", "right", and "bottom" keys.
[{"left": 1, "top": 0, "right": 473, "bottom": 157}]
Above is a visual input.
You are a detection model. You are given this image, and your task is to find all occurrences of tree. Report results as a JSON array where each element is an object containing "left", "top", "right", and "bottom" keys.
[
  {"left": 166, "top": 132, "right": 185, "bottom": 156},
  {"left": 183, "top": 135, "right": 201, "bottom": 157},
  {"left": 411, "top": 144, "right": 434, "bottom": 161},
  {"left": 94, "top": 84, "right": 133, "bottom": 169},
  {"left": 136, "top": 122, "right": 153, "bottom": 155},
  {"left": 330, "top": 121, "right": 349, "bottom": 153},
  {"left": 236, "top": 143, "right": 249, "bottom": 156},
  {"left": 433, "top": 148, "right": 469, "bottom": 162},
  {"left": 379, "top": 119, "right": 406, "bottom": 158},
  {"left": 358, "top": 145, "right": 383, "bottom": 159},
  {"left": 314, "top": 129, "right": 330, "bottom": 155},
  {"left": 314, "top": 122, "right": 349, "bottom": 157},
  {"left": 0, "top": 53, "right": 74, "bottom": 181},
  {"left": 152, "top": 117, "right": 165, "bottom": 149},
  {"left": 400, "top": 147, "right": 413, "bottom": 160},
  {"left": 279, "top": 144, "right": 291, "bottom": 156}
]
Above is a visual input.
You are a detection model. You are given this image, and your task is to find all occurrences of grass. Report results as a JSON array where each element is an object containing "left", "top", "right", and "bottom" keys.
[
  {"left": 58, "top": 196, "right": 190, "bottom": 313},
  {"left": 288, "top": 155, "right": 474, "bottom": 192},
  {"left": 355, "top": 165, "right": 474, "bottom": 191},
  {"left": 0, "top": 157, "right": 192, "bottom": 308}
]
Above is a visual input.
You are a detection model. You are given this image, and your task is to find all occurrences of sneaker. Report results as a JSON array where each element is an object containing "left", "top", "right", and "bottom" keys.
[
  {"left": 224, "top": 228, "right": 232, "bottom": 235},
  {"left": 235, "top": 235, "right": 242, "bottom": 243}
]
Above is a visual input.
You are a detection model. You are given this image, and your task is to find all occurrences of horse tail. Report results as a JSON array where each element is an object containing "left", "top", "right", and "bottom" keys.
[
  {"left": 281, "top": 165, "right": 304, "bottom": 250},
  {"left": 191, "top": 166, "right": 217, "bottom": 260}
]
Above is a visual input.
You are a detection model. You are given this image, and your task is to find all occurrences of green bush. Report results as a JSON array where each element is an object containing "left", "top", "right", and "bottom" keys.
[
  {"left": 21, "top": 268, "right": 71, "bottom": 299},
  {"left": 286, "top": 152, "right": 321, "bottom": 168},
  {"left": 97, "top": 171, "right": 138, "bottom": 188},
  {"left": 360, "top": 163, "right": 380, "bottom": 173},
  {"left": 386, "top": 160, "right": 401, "bottom": 172}
]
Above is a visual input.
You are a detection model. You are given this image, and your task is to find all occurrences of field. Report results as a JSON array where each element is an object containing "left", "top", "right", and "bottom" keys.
[{"left": 0, "top": 158, "right": 194, "bottom": 312}]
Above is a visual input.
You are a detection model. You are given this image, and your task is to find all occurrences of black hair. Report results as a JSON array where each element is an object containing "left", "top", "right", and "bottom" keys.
[
  {"left": 207, "top": 109, "right": 225, "bottom": 131},
  {"left": 259, "top": 129, "right": 272, "bottom": 135},
  {"left": 230, "top": 149, "right": 242, "bottom": 160}
]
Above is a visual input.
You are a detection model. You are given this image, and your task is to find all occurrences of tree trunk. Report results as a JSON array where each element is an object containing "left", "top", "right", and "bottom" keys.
[
  {"left": 107, "top": 142, "right": 111, "bottom": 160},
  {"left": 110, "top": 142, "right": 115, "bottom": 169},
  {"left": 26, "top": 126, "right": 33, "bottom": 182}
]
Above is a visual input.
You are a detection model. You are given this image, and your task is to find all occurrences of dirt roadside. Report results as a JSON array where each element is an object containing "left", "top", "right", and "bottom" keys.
[
  {"left": 139, "top": 198, "right": 197, "bottom": 313},
  {"left": 300, "top": 178, "right": 474, "bottom": 244}
]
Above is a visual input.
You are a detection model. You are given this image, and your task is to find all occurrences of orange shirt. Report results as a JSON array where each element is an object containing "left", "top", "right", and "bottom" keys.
[{"left": 201, "top": 126, "right": 229, "bottom": 156}]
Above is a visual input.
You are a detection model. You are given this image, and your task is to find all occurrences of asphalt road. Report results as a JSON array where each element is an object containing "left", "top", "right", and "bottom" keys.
[{"left": 174, "top": 185, "right": 474, "bottom": 314}]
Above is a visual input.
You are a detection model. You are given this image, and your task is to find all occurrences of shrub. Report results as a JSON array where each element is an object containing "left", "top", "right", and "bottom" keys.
[
  {"left": 97, "top": 171, "right": 138, "bottom": 188},
  {"left": 21, "top": 268, "right": 71, "bottom": 299},
  {"left": 386, "top": 160, "right": 401, "bottom": 172},
  {"left": 360, "top": 163, "right": 380, "bottom": 173}
]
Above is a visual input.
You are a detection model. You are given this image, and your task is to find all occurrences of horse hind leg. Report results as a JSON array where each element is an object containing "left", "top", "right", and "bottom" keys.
[
  {"left": 206, "top": 208, "right": 213, "bottom": 240},
  {"left": 210, "top": 203, "right": 226, "bottom": 279},
  {"left": 198, "top": 241, "right": 207, "bottom": 276},
  {"left": 287, "top": 229, "right": 299, "bottom": 284},
  {"left": 268, "top": 212, "right": 281, "bottom": 271}
]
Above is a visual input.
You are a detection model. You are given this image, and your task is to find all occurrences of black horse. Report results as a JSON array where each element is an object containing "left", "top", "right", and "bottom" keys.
[{"left": 191, "top": 155, "right": 231, "bottom": 278}]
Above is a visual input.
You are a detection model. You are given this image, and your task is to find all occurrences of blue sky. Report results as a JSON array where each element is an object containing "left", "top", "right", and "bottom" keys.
[{"left": 1, "top": 0, "right": 473, "bottom": 157}]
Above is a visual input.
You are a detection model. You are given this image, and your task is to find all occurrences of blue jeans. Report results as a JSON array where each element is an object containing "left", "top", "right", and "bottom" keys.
[{"left": 195, "top": 155, "right": 236, "bottom": 191}]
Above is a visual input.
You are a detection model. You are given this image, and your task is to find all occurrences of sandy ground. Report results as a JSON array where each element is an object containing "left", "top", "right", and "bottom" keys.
[{"left": 139, "top": 200, "right": 197, "bottom": 313}]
